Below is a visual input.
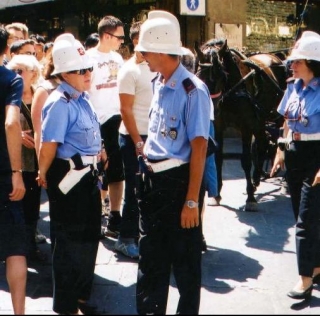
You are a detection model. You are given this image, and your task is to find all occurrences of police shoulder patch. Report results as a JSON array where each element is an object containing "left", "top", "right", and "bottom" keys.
[{"left": 182, "top": 77, "right": 196, "bottom": 94}]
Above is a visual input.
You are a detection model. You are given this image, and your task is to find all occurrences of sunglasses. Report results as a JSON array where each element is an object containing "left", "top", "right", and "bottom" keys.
[
  {"left": 104, "top": 31, "right": 125, "bottom": 41},
  {"left": 67, "top": 67, "right": 93, "bottom": 75}
]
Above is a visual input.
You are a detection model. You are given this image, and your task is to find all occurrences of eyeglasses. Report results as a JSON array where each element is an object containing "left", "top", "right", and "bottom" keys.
[
  {"left": 104, "top": 32, "right": 125, "bottom": 41},
  {"left": 67, "top": 67, "right": 93, "bottom": 75}
]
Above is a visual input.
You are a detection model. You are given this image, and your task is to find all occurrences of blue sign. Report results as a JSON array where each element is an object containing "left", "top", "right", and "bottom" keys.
[{"left": 187, "top": 0, "right": 199, "bottom": 11}]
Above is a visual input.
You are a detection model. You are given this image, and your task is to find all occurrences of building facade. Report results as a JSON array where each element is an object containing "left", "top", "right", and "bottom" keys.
[{"left": 0, "top": 0, "right": 319, "bottom": 54}]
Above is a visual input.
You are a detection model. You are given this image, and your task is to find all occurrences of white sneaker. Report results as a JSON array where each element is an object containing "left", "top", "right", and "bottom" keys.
[{"left": 207, "top": 197, "right": 220, "bottom": 206}]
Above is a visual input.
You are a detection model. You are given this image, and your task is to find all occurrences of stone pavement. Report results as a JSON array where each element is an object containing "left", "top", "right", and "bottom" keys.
[{"left": 1, "top": 138, "right": 320, "bottom": 314}]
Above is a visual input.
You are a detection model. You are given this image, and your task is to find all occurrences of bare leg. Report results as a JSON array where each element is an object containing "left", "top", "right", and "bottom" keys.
[
  {"left": 108, "top": 181, "right": 124, "bottom": 212},
  {"left": 6, "top": 255, "right": 27, "bottom": 315},
  {"left": 100, "top": 189, "right": 109, "bottom": 202}
]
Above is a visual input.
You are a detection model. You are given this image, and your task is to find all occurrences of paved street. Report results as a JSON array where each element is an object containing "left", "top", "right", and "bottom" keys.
[{"left": 1, "top": 138, "right": 320, "bottom": 314}]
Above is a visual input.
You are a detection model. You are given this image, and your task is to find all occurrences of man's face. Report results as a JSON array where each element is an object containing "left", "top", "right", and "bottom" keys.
[
  {"left": 103, "top": 26, "right": 125, "bottom": 51},
  {"left": 18, "top": 44, "right": 36, "bottom": 56},
  {"left": 140, "top": 51, "right": 161, "bottom": 72},
  {"left": 34, "top": 43, "right": 44, "bottom": 61},
  {"left": 7, "top": 29, "right": 24, "bottom": 47}
]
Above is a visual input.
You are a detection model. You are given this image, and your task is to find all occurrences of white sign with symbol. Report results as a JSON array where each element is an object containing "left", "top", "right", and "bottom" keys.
[{"left": 180, "top": 0, "right": 206, "bottom": 16}]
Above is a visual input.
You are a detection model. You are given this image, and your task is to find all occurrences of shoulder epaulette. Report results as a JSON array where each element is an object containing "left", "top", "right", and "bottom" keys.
[
  {"left": 182, "top": 77, "right": 196, "bottom": 94},
  {"left": 61, "top": 91, "right": 72, "bottom": 103}
]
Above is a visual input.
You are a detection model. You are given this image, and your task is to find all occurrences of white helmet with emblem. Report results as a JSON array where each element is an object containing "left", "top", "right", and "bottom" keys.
[
  {"left": 288, "top": 31, "right": 320, "bottom": 62},
  {"left": 135, "top": 10, "right": 184, "bottom": 55},
  {"left": 51, "top": 33, "right": 93, "bottom": 75}
]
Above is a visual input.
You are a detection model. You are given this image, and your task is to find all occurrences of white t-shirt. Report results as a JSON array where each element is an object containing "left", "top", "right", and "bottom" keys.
[
  {"left": 87, "top": 48, "right": 124, "bottom": 124},
  {"left": 118, "top": 56, "right": 156, "bottom": 135}
]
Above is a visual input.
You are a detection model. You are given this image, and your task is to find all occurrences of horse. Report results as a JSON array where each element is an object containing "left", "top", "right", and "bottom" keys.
[
  {"left": 194, "top": 39, "right": 287, "bottom": 211},
  {"left": 228, "top": 48, "right": 288, "bottom": 176}
]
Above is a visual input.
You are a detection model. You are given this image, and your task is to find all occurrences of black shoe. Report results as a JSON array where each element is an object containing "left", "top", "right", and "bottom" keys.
[
  {"left": 313, "top": 274, "right": 320, "bottom": 285},
  {"left": 103, "top": 226, "right": 120, "bottom": 238},
  {"left": 105, "top": 212, "right": 121, "bottom": 238},
  {"left": 287, "top": 284, "right": 313, "bottom": 300}
]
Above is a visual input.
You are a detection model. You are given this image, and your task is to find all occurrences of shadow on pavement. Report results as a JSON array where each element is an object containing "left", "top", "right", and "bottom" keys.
[{"left": 200, "top": 246, "right": 263, "bottom": 293}]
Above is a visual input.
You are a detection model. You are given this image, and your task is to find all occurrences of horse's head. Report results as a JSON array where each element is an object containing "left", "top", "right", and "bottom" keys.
[
  {"left": 194, "top": 40, "right": 227, "bottom": 98},
  {"left": 216, "top": 40, "right": 246, "bottom": 88}
]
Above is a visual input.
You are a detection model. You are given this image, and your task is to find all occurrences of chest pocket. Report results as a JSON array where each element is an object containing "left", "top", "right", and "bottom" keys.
[
  {"left": 76, "top": 118, "right": 96, "bottom": 146},
  {"left": 163, "top": 109, "right": 183, "bottom": 141}
]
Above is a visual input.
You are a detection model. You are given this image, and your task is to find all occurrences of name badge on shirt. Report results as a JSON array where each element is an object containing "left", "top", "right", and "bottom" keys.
[
  {"left": 169, "top": 128, "right": 177, "bottom": 140},
  {"left": 301, "top": 116, "right": 308, "bottom": 127}
]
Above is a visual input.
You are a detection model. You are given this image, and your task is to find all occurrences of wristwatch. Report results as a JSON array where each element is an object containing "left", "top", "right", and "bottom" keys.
[
  {"left": 135, "top": 141, "right": 144, "bottom": 149},
  {"left": 185, "top": 200, "right": 199, "bottom": 208}
]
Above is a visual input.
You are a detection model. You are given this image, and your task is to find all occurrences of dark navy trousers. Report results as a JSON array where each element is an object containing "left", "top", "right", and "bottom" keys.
[
  {"left": 285, "top": 141, "right": 320, "bottom": 277},
  {"left": 136, "top": 163, "right": 204, "bottom": 315}
]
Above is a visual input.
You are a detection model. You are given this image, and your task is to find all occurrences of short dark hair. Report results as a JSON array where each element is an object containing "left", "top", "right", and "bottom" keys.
[
  {"left": 30, "top": 33, "right": 46, "bottom": 44},
  {"left": 97, "top": 16, "right": 123, "bottom": 38},
  {"left": 129, "top": 21, "right": 143, "bottom": 41},
  {"left": 10, "top": 39, "right": 35, "bottom": 54},
  {"left": 44, "top": 42, "right": 54, "bottom": 53},
  {"left": 306, "top": 60, "right": 320, "bottom": 77},
  {"left": 84, "top": 33, "right": 99, "bottom": 50},
  {"left": 0, "top": 26, "right": 9, "bottom": 55}
]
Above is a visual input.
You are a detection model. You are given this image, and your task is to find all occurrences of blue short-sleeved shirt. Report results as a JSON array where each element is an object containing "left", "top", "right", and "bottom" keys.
[
  {"left": 278, "top": 78, "right": 320, "bottom": 133},
  {"left": 145, "top": 63, "right": 211, "bottom": 162},
  {"left": 0, "top": 66, "right": 23, "bottom": 173},
  {"left": 41, "top": 82, "right": 101, "bottom": 159}
]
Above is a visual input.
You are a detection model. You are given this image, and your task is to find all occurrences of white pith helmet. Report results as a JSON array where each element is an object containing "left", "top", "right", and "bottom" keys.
[
  {"left": 135, "top": 10, "right": 184, "bottom": 55},
  {"left": 288, "top": 31, "right": 320, "bottom": 62},
  {"left": 51, "top": 33, "right": 93, "bottom": 75}
]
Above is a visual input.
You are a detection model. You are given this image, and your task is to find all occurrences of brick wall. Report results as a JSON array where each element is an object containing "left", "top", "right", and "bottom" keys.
[{"left": 245, "top": 0, "right": 296, "bottom": 54}]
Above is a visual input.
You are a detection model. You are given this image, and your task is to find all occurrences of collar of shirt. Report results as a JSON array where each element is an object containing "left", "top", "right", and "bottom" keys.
[
  {"left": 294, "top": 77, "right": 320, "bottom": 92},
  {"left": 157, "top": 63, "right": 187, "bottom": 91},
  {"left": 60, "top": 81, "right": 88, "bottom": 101}
]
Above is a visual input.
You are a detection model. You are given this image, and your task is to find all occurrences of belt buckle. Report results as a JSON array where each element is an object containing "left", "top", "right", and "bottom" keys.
[{"left": 292, "top": 132, "right": 301, "bottom": 141}]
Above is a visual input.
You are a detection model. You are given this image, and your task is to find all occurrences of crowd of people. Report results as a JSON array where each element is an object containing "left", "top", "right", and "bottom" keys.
[{"left": 1, "top": 8, "right": 320, "bottom": 316}]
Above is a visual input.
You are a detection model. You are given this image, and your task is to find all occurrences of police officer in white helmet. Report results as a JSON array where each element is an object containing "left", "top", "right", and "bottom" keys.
[
  {"left": 270, "top": 30, "right": 320, "bottom": 300},
  {"left": 134, "top": 10, "right": 211, "bottom": 314},
  {"left": 38, "top": 33, "right": 107, "bottom": 314}
]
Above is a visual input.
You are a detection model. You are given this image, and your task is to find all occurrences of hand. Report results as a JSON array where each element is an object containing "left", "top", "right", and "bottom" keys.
[
  {"left": 22, "top": 129, "right": 35, "bottom": 149},
  {"left": 312, "top": 169, "right": 320, "bottom": 187},
  {"left": 100, "top": 151, "right": 108, "bottom": 171},
  {"left": 270, "top": 150, "right": 285, "bottom": 178},
  {"left": 9, "top": 173, "right": 26, "bottom": 201},
  {"left": 181, "top": 205, "right": 199, "bottom": 229},
  {"left": 36, "top": 171, "right": 47, "bottom": 189}
]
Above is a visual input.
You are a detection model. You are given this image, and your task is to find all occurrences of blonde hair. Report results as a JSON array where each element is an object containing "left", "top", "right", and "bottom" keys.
[
  {"left": 7, "top": 54, "right": 42, "bottom": 87},
  {"left": 5, "top": 22, "right": 29, "bottom": 39}
]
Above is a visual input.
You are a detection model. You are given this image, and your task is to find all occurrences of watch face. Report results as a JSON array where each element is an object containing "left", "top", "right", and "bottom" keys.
[
  {"left": 136, "top": 141, "right": 144, "bottom": 149},
  {"left": 186, "top": 200, "right": 198, "bottom": 208}
]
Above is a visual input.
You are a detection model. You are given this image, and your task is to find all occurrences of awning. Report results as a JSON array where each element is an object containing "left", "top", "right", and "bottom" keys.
[{"left": 0, "top": 0, "right": 53, "bottom": 10}]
